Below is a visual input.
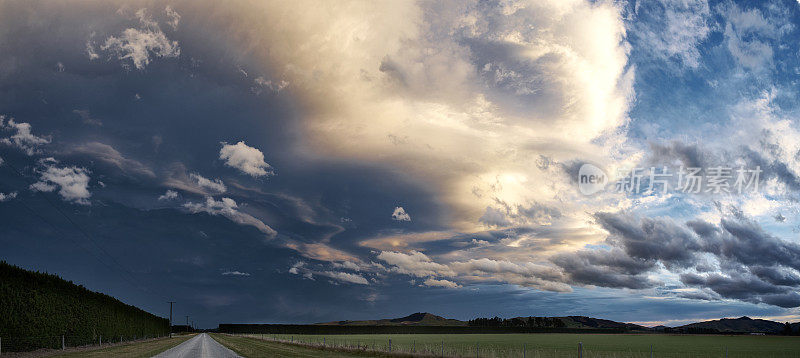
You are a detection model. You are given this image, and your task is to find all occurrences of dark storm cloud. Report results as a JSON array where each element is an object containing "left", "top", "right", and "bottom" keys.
[
  {"left": 680, "top": 272, "right": 800, "bottom": 308},
  {"left": 0, "top": 0, "right": 458, "bottom": 324},
  {"left": 741, "top": 147, "right": 800, "bottom": 192},
  {"left": 551, "top": 248, "right": 655, "bottom": 289},
  {"left": 597, "top": 212, "right": 701, "bottom": 267},
  {"left": 648, "top": 141, "right": 707, "bottom": 168},
  {"left": 551, "top": 210, "right": 800, "bottom": 307}
]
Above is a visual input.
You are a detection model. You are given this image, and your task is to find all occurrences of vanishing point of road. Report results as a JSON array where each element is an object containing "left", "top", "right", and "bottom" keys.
[{"left": 153, "top": 333, "right": 241, "bottom": 358}]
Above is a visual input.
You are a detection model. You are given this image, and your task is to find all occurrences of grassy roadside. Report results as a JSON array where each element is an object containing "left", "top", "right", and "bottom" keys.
[
  {"left": 210, "top": 334, "right": 405, "bottom": 358},
  {"left": 46, "top": 334, "right": 194, "bottom": 358}
]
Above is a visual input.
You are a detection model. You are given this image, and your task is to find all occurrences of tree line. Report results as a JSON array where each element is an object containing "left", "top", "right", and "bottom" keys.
[
  {"left": 0, "top": 261, "right": 168, "bottom": 352},
  {"left": 468, "top": 316, "right": 567, "bottom": 328}
]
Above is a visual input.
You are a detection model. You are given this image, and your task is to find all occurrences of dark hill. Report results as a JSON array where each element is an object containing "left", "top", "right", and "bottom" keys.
[
  {"left": 559, "top": 316, "right": 649, "bottom": 331},
  {"left": 677, "top": 316, "right": 786, "bottom": 333},
  {"left": 317, "top": 312, "right": 466, "bottom": 326}
]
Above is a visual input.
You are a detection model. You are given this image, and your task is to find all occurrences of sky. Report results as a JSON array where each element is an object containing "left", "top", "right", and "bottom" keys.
[{"left": 2, "top": 0, "right": 800, "bottom": 328}]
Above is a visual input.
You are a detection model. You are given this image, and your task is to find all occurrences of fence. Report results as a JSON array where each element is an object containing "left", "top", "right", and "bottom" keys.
[
  {"left": 222, "top": 333, "right": 750, "bottom": 358},
  {"left": 0, "top": 333, "right": 166, "bottom": 354}
]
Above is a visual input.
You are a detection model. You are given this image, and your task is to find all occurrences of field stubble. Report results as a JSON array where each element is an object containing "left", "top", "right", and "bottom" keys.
[{"left": 228, "top": 333, "right": 800, "bottom": 358}]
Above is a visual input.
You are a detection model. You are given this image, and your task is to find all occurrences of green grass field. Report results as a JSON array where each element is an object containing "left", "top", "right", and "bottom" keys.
[
  {"left": 236, "top": 333, "right": 800, "bottom": 358},
  {"left": 211, "top": 333, "right": 393, "bottom": 357}
]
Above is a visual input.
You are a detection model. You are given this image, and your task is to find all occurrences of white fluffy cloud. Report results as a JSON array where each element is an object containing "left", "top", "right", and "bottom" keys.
[
  {"left": 423, "top": 278, "right": 460, "bottom": 288},
  {"left": 721, "top": 2, "right": 788, "bottom": 70},
  {"left": 376, "top": 250, "right": 454, "bottom": 277},
  {"left": 377, "top": 251, "right": 571, "bottom": 292},
  {"left": 189, "top": 173, "right": 226, "bottom": 194},
  {"left": 634, "top": 0, "right": 711, "bottom": 68},
  {"left": 165, "top": 6, "right": 181, "bottom": 30},
  {"left": 99, "top": 8, "right": 180, "bottom": 70},
  {"left": 391, "top": 206, "right": 411, "bottom": 221},
  {"left": 0, "top": 116, "right": 51, "bottom": 155},
  {"left": 222, "top": 270, "right": 250, "bottom": 277},
  {"left": 158, "top": 189, "right": 179, "bottom": 201},
  {"left": 30, "top": 162, "right": 92, "bottom": 205},
  {"left": 183, "top": 197, "right": 277, "bottom": 238},
  {"left": 219, "top": 141, "right": 274, "bottom": 177},
  {"left": 0, "top": 191, "right": 17, "bottom": 202},
  {"left": 321, "top": 271, "right": 369, "bottom": 285},
  {"left": 252, "top": 77, "right": 289, "bottom": 93}
]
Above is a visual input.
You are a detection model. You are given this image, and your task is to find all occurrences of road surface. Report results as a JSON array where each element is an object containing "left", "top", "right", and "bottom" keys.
[{"left": 153, "top": 333, "right": 241, "bottom": 358}]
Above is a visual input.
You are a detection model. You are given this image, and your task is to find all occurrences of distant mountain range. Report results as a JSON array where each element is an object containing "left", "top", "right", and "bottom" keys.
[{"left": 318, "top": 312, "right": 799, "bottom": 334}]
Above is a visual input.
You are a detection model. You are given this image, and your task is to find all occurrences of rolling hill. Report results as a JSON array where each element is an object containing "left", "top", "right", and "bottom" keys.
[
  {"left": 317, "top": 312, "right": 466, "bottom": 326},
  {"left": 673, "top": 316, "right": 792, "bottom": 334},
  {"left": 318, "top": 312, "right": 797, "bottom": 334}
]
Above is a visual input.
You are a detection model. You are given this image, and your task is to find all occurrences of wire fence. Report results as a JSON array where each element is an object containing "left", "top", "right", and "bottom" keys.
[
  {"left": 223, "top": 333, "right": 779, "bottom": 358},
  {"left": 0, "top": 334, "right": 166, "bottom": 354},
  {"left": 231, "top": 333, "right": 620, "bottom": 358}
]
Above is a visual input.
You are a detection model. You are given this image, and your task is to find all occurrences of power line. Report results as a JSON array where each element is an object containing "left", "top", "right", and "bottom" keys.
[{"left": 1, "top": 157, "right": 169, "bottom": 302}]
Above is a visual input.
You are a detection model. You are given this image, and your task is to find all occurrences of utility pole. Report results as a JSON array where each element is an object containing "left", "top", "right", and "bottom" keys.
[
  {"left": 186, "top": 316, "right": 189, "bottom": 333},
  {"left": 168, "top": 301, "right": 175, "bottom": 338}
]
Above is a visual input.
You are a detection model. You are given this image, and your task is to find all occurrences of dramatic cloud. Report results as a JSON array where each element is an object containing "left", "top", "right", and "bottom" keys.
[
  {"left": 219, "top": 141, "right": 274, "bottom": 177},
  {"left": 238, "top": 0, "right": 634, "bottom": 233},
  {"left": 391, "top": 207, "right": 411, "bottom": 222},
  {"left": 183, "top": 197, "right": 277, "bottom": 238},
  {"left": 189, "top": 173, "right": 226, "bottom": 194},
  {"left": 547, "top": 211, "right": 800, "bottom": 307},
  {"left": 99, "top": 8, "right": 180, "bottom": 70},
  {"left": 158, "top": 190, "right": 178, "bottom": 201},
  {"left": 377, "top": 251, "right": 570, "bottom": 292},
  {"left": 30, "top": 162, "right": 92, "bottom": 205},
  {"left": 7, "top": 0, "right": 800, "bottom": 323},
  {"left": 0, "top": 116, "right": 51, "bottom": 155}
]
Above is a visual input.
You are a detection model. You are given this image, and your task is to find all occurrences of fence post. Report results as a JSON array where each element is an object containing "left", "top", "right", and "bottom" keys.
[
  {"left": 412, "top": 340, "right": 415, "bottom": 353},
  {"left": 578, "top": 342, "right": 583, "bottom": 358},
  {"left": 388, "top": 338, "right": 391, "bottom": 352},
  {"left": 441, "top": 340, "right": 444, "bottom": 357},
  {"left": 62, "top": 335, "right": 65, "bottom": 350},
  {"left": 523, "top": 343, "right": 526, "bottom": 358},
  {"left": 100, "top": 335, "right": 102, "bottom": 346},
  {"left": 650, "top": 344, "right": 653, "bottom": 358}
]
